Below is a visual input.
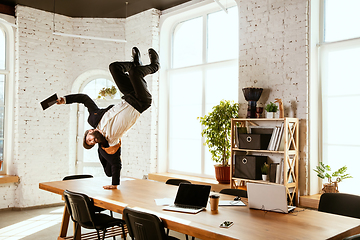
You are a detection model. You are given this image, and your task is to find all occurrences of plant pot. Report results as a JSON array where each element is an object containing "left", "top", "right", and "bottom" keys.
[
  {"left": 266, "top": 112, "right": 276, "bottom": 118},
  {"left": 262, "top": 174, "right": 268, "bottom": 181},
  {"left": 322, "top": 182, "right": 339, "bottom": 193},
  {"left": 214, "top": 165, "right": 230, "bottom": 184}
]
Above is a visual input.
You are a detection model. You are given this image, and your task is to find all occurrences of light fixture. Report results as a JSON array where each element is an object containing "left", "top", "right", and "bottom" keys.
[{"left": 52, "top": 0, "right": 127, "bottom": 43}]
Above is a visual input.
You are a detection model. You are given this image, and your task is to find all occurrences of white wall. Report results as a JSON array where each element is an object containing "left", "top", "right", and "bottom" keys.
[
  {"left": 1, "top": 0, "right": 311, "bottom": 209},
  {"left": 236, "top": 0, "right": 308, "bottom": 195},
  {"left": 0, "top": 6, "right": 160, "bottom": 209}
]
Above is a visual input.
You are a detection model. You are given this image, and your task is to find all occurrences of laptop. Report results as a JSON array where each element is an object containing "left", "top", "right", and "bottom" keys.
[
  {"left": 163, "top": 183, "right": 211, "bottom": 214},
  {"left": 247, "top": 182, "right": 296, "bottom": 213}
]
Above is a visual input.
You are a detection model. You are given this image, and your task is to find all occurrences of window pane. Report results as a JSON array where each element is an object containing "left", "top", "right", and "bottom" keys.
[
  {"left": 173, "top": 17, "right": 203, "bottom": 68},
  {"left": 322, "top": 46, "right": 360, "bottom": 196},
  {"left": 82, "top": 78, "right": 121, "bottom": 99},
  {"left": 168, "top": 70, "right": 202, "bottom": 174},
  {"left": 207, "top": 7, "right": 238, "bottom": 62},
  {"left": 204, "top": 62, "right": 238, "bottom": 113},
  {"left": 0, "top": 29, "right": 5, "bottom": 70},
  {"left": 0, "top": 75, "right": 4, "bottom": 105},
  {"left": 322, "top": 145, "right": 360, "bottom": 195},
  {"left": 324, "top": 0, "right": 360, "bottom": 42},
  {"left": 323, "top": 48, "right": 360, "bottom": 96},
  {"left": 203, "top": 62, "right": 238, "bottom": 175},
  {"left": 0, "top": 107, "right": 3, "bottom": 139}
]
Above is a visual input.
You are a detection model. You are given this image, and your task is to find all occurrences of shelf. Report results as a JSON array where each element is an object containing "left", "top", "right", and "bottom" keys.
[
  {"left": 230, "top": 117, "right": 299, "bottom": 205},
  {"left": 233, "top": 148, "right": 284, "bottom": 154}
]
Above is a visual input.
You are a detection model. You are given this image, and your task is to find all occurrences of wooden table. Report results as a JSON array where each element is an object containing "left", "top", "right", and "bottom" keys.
[{"left": 39, "top": 177, "right": 360, "bottom": 240}]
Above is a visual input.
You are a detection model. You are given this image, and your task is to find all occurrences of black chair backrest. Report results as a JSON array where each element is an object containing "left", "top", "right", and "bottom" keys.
[
  {"left": 62, "top": 174, "right": 94, "bottom": 181},
  {"left": 165, "top": 179, "right": 191, "bottom": 186},
  {"left": 318, "top": 193, "right": 360, "bottom": 219},
  {"left": 63, "top": 189, "right": 95, "bottom": 227},
  {"left": 123, "top": 207, "right": 168, "bottom": 240},
  {"left": 220, "top": 188, "right": 248, "bottom": 198}
]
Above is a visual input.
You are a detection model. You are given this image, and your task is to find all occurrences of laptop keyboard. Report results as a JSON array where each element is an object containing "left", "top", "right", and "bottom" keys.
[{"left": 175, "top": 204, "right": 202, "bottom": 210}]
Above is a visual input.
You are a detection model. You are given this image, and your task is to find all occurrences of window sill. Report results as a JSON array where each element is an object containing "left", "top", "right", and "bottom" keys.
[
  {"left": 148, "top": 173, "right": 230, "bottom": 192},
  {"left": 299, "top": 194, "right": 321, "bottom": 209},
  {"left": 0, "top": 175, "right": 19, "bottom": 184}
]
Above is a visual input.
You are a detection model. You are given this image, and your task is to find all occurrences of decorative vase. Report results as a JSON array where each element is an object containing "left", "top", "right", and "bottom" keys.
[
  {"left": 322, "top": 182, "right": 339, "bottom": 193},
  {"left": 266, "top": 112, "right": 276, "bottom": 118},
  {"left": 262, "top": 174, "right": 268, "bottom": 181},
  {"left": 214, "top": 165, "right": 231, "bottom": 184}
]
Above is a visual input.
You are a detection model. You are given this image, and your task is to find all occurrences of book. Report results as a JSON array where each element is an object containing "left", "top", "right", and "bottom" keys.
[
  {"left": 269, "top": 163, "right": 279, "bottom": 183},
  {"left": 267, "top": 127, "right": 277, "bottom": 150},
  {"left": 40, "top": 93, "right": 58, "bottom": 110},
  {"left": 276, "top": 163, "right": 281, "bottom": 184},
  {"left": 275, "top": 123, "right": 284, "bottom": 151}
]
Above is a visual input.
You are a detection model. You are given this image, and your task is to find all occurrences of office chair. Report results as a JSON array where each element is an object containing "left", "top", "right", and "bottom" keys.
[
  {"left": 63, "top": 189, "right": 127, "bottom": 240},
  {"left": 62, "top": 174, "right": 112, "bottom": 215},
  {"left": 165, "top": 178, "right": 191, "bottom": 186},
  {"left": 318, "top": 193, "right": 360, "bottom": 219},
  {"left": 165, "top": 179, "right": 194, "bottom": 240},
  {"left": 123, "top": 207, "right": 180, "bottom": 240},
  {"left": 220, "top": 188, "right": 248, "bottom": 198},
  {"left": 318, "top": 193, "right": 360, "bottom": 240}
]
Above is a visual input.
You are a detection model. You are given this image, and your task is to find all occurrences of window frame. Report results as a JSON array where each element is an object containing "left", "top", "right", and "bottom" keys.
[
  {"left": 158, "top": 1, "right": 239, "bottom": 178},
  {"left": 0, "top": 18, "right": 15, "bottom": 175},
  {"left": 309, "top": 0, "right": 360, "bottom": 195}
]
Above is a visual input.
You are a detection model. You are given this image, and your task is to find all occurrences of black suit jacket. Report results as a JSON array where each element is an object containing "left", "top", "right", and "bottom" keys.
[{"left": 65, "top": 94, "right": 121, "bottom": 185}]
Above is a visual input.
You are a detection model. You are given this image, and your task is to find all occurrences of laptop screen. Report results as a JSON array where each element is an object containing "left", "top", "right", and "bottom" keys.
[{"left": 174, "top": 183, "right": 211, "bottom": 207}]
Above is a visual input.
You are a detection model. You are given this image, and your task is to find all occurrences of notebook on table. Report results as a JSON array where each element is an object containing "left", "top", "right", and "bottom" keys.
[
  {"left": 247, "top": 182, "right": 296, "bottom": 213},
  {"left": 163, "top": 183, "right": 211, "bottom": 214}
]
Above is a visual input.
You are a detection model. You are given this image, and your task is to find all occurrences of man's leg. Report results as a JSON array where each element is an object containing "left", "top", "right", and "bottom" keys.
[
  {"left": 127, "top": 48, "right": 159, "bottom": 106},
  {"left": 109, "top": 61, "right": 134, "bottom": 96}
]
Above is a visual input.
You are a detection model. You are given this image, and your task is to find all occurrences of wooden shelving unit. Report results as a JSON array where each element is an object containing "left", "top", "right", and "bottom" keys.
[{"left": 230, "top": 118, "right": 299, "bottom": 205}]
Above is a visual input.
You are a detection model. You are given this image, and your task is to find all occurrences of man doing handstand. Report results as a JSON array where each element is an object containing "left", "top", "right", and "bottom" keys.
[{"left": 57, "top": 47, "right": 159, "bottom": 189}]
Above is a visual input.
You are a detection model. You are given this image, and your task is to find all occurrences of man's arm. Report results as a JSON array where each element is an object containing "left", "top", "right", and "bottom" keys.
[
  {"left": 102, "top": 141, "right": 121, "bottom": 155},
  {"left": 98, "top": 147, "right": 121, "bottom": 189},
  {"left": 57, "top": 94, "right": 99, "bottom": 112}
]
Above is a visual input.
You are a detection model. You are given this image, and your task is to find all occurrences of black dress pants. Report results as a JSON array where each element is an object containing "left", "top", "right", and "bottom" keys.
[{"left": 109, "top": 61, "right": 157, "bottom": 113}]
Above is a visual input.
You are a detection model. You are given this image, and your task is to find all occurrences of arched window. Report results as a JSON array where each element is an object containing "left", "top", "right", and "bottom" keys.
[
  {"left": 76, "top": 78, "right": 121, "bottom": 176},
  {"left": 160, "top": 3, "right": 239, "bottom": 177}
]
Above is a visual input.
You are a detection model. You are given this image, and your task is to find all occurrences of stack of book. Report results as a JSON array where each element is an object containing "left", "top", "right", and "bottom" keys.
[{"left": 267, "top": 123, "right": 284, "bottom": 151}]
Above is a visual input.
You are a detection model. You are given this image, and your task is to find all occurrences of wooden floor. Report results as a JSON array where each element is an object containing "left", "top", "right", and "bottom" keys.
[{"left": 0, "top": 205, "right": 199, "bottom": 240}]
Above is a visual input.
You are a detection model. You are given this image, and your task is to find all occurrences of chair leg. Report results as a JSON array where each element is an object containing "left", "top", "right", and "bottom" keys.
[
  {"left": 96, "top": 230, "right": 101, "bottom": 240},
  {"left": 121, "top": 224, "right": 126, "bottom": 240},
  {"left": 102, "top": 229, "right": 107, "bottom": 240},
  {"left": 73, "top": 223, "right": 79, "bottom": 240}
]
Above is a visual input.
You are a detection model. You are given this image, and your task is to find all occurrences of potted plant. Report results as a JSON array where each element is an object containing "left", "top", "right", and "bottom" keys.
[
  {"left": 198, "top": 100, "right": 239, "bottom": 184},
  {"left": 261, "top": 163, "right": 269, "bottom": 181},
  {"left": 97, "top": 86, "right": 117, "bottom": 99},
  {"left": 313, "top": 162, "right": 352, "bottom": 193},
  {"left": 265, "top": 102, "right": 278, "bottom": 118}
]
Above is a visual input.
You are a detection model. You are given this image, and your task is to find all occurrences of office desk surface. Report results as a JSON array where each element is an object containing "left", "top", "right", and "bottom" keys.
[{"left": 39, "top": 177, "right": 360, "bottom": 240}]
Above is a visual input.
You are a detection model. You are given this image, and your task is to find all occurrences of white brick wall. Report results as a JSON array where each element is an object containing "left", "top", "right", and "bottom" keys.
[
  {"left": 0, "top": 6, "right": 160, "bottom": 209},
  {"left": 1, "top": 0, "right": 310, "bottom": 208},
  {"left": 237, "top": 0, "right": 308, "bottom": 195}
]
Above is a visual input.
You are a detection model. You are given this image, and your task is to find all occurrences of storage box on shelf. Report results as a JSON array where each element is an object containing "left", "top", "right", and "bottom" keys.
[{"left": 230, "top": 118, "right": 299, "bottom": 205}]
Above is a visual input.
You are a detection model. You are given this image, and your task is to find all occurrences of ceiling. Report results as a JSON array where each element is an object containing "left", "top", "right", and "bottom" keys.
[{"left": 0, "top": 0, "right": 192, "bottom": 18}]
